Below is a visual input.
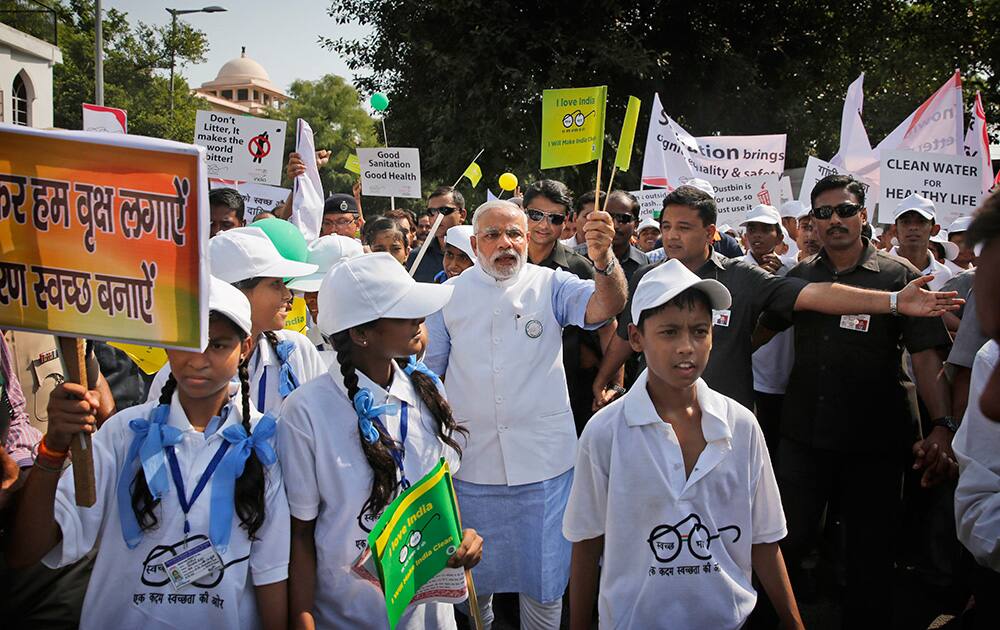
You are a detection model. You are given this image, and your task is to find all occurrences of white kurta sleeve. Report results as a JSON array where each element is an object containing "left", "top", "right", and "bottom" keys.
[{"left": 277, "top": 399, "right": 321, "bottom": 521}]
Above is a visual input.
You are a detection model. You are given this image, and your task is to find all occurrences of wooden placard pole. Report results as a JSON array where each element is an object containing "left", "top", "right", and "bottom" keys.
[{"left": 57, "top": 337, "right": 96, "bottom": 507}]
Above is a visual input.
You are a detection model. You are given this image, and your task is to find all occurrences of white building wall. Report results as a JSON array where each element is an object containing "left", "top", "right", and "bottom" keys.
[{"left": 0, "top": 22, "right": 62, "bottom": 129}]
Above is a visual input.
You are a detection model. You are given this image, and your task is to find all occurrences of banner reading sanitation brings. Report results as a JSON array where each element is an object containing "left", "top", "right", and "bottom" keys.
[{"left": 0, "top": 125, "right": 208, "bottom": 350}]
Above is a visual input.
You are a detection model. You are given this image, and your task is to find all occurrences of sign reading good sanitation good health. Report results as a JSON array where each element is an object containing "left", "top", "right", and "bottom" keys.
[{"left": 357, "top": 148, "right": 422, "bottom": 198}]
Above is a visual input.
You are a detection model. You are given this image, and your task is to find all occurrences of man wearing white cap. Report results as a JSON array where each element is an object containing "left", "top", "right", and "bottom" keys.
[
  {"left": 946, "top": 215, "right": 976, "bottom": 270},
  {"left": 563, "top": 259, "right": 804, "bottom": 630},
  {"left": 890, "top": 193, "right": 953, "bottom": 290},
  {"left": 780, "top": 200, "right": 809, "bottom": 261},
  {"left": 425, "top": 199, "right": 626, "bottom": 629},
  {"left": 635, "top": 216, "right": 660, "bottom": 253},
  {"left": 739, "top": 205, "right": 795, "bottom": 456}
]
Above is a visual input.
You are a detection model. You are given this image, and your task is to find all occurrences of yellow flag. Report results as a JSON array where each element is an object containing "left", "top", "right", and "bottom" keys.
[
  {"left": 108, "top": 342, "right": 169, "bottom": 375},
  {"left": 284, "top": 297, "right": 308, "bottom": 334},
  {"left": 614, "top": 96, "right": 641, "bottom": 172},
  {"left": 345, "top": 153, "right": 361, "bottom": 174},
  {"left": 462, "top": 161, "right": 483, "bottom": 187}
]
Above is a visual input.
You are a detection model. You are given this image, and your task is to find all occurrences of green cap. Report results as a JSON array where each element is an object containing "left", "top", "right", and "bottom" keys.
[{"left": 251, "top": 218, "right": 310, "bottom": 263}]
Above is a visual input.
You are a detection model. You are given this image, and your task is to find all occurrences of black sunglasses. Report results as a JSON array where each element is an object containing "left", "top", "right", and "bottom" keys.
[
  {"left": 526, "top": 208, "right": 566, "bottom": 225},
  {"left": 426, "top": 206, "right": 459, "bottom": 217},
  {"left": 812, "top": 202, "right": 862, "bottom": 220},
  {"left": 610, "top": 212, "right": 636, "bottom": 225}
]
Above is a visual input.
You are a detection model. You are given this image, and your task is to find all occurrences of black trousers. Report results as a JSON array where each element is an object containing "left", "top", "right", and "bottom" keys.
[
  {"left": 753, "top": 391, "right": 784, "bottom": 465},
  {"left": 777, "top": 438, "right": 905, "bottom": 629}
]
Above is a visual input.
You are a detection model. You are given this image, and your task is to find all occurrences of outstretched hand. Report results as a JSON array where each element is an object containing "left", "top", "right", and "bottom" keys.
[{"left": 897, "top": 275, "right": 964, "bottom": 317}]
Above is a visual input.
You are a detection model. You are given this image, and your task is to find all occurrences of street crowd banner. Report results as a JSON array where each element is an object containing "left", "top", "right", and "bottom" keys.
[
  {"left": 540, "top": 86, "right": 608, "bottom": 169},
  {"left": 641, "top": 93, "right": 786, "bottom": 188},
  {"left": 709, "top": 174, "right": 781, "bottom": 226},
  {"left": 82, "top": 103, "right": 127, "bottom": 134},
  {"left": 194, "top": 110, "right": 286, "bottom": 185},
  {"left": 358, "top": 148, "right": 422, "bottom": 199},
  {"left": 878, "top": 150, "right": 982, "bottom": 226},
  {"left": 353, "top": 459, "right": 468, "bottom": 629},
  {"left": 0, "top": 124, "right": 209, "bottom": 351},
  {"left": 632, "top": 188, "right": 669, "bottom": 221},
  {"left": 209, "top": 180, "right": 289, "bottom": 221},
  {"left": 798, "top": 156, "right": 876, "bottom": 207}
]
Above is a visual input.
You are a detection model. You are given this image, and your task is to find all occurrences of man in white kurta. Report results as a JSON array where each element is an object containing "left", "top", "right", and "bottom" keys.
[{"left": 425, "top": 200, "right": 626, "bottom": 629}]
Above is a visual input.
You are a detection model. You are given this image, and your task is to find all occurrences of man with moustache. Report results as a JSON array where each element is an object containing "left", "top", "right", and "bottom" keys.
[
  {"left": 408, "top": 185, "right": 469, "bottom": 282},
  {"left": 425, "top": 200, "right": 626, "bottom": 629}
]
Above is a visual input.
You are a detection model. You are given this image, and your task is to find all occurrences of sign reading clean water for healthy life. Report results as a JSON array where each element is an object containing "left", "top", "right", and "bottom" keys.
[
  {"left": 357, "top": 148, "right": 422, "bottom": 199},
  {"left": 540, "top": 86, "right": 607, "bottom": 169},
  {"left": 194, "top": 111, "right": 286, "bottom": 185},
  {"left": 878, "top": 150, "right": 983, "bottom": 226}
]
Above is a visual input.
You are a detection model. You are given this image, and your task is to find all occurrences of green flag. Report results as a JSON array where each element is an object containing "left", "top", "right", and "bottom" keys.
[
  {"left": 540, "top": 86, "right": 607, "bottom": 169},
  {"left": 614, "top": 96, "right": 641, "bottom": 171},
  {"left": 368, "top": 459, "right": 463, "bottom": 629},
  {"left": 345, "top": 153, "right": 361, "bottom": 174}
]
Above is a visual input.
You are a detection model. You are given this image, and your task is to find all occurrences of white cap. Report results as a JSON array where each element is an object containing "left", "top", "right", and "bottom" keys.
[
  {"left": 210, "top": 275, "right": 253, "bottom": 337},
  {"left": 930, "top": 230, "right": 960, "bottom": 261},
  {"left": 739, "top": 204, "right": 781, "bottom": 227},
  {"left": 637, "top": 217, "right": 660, "bottom": 234},
  {"left": 444, "top": 225, "right": 476, "bottom": 262},
  {"left": 631, "top": 258, "right": 732, "bottom": 325},
  {"left": 892, "top": 193, "right": 936, "bottom": 222},
  {"left": 947, "top": 216, "right": 972, "bottom": 234},
  {"left": 717, "top": 223, "right": 735, "bottom": 235},
  {"left": 210, "top": 227, "right": 318, "bottom": 284},
  {"left": 680, "top": 177, "right": 716, "bottom": 198},
  {"left": 780, "top": 200, "right": 809, "bottom": 219},
  {"left": 286, "top": 235, "right": 364, "bottom": 292},
  {"left": 317, "top": 253, "right": 454, "bottom": 335}
]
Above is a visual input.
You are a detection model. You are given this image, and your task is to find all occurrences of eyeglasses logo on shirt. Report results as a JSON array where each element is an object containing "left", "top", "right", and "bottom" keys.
[{"left": 646, "top": 513, "right": 741, "bottom": 564}]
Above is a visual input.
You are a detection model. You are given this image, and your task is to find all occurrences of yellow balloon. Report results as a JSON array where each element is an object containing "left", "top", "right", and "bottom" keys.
[{"left": 498, "top": 172, "right": 518, "bottom": 191}]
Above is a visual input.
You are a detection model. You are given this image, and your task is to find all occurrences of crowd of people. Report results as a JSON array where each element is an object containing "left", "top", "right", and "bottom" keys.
[{"left": 0, "top": 143, "right": 998, "bottom": 630}]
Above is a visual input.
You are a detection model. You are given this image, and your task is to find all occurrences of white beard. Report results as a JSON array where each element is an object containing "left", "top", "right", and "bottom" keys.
[{"left": 478, "top": 247, "right": 526, "bottom": 280}]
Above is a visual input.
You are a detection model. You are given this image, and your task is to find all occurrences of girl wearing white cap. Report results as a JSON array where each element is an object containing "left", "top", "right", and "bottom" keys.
[
  {"left": 9, "top": 277, "right": 290, "bottom": 630},
  {"left": 146, "top": 226, "right": 327, "bottom": 415},
  {"left": 278, "top": 253, "right": 483, "bottom": 629}
]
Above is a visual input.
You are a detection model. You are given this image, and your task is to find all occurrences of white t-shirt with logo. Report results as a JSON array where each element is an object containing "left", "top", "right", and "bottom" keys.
[
  {"left": 277, "top": 358, "right": 462, "bottom": 629},
  {"left": 43, "top": 395, "right": 289, "bottom": 629},
  {"left": 563, "top": 371, "right": 786, "bottom": 630}
]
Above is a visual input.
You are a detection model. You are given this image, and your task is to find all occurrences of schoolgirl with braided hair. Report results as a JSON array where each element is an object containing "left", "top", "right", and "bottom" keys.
[
  {"left": 279, "top": 253, "right": 483, "bottom": 629},
  {"left": 145, "top": 224, "right": 327, "bottom": 414},
  {"left": 10, "top": 278, "right": 291, "bottom": 629}
]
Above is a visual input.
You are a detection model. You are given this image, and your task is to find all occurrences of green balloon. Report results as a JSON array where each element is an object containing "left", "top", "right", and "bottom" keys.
[{"left": 370, "top": 92, "right": 389, "bottom": 112}]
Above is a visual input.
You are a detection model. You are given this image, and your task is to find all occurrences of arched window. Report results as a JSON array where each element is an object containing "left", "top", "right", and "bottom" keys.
[{"left": 12, "top": 72, "right": 29, "bottom": 126}]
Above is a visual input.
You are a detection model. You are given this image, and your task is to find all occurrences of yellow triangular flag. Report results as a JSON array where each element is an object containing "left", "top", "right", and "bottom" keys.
[
  {"left": 108, "top": 342, "right": 169, "bottom": 375},
  {"left": 345, "top": 153, "right": 361, "bottom": 174},
  {"left": 614, "top": 96, "right": 641, "bottom": 172},
  {"left": 462, "top": 161, "right": 483, "bottom": 187}
]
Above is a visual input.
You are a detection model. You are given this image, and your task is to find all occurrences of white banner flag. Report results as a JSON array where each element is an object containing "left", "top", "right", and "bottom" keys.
[
  {"left": 876, "top": 70, "right": 964, "bottom": 157},
  {"left": 830, "top": 73, "right": 876, "bottom": 175},
  {"left": 290, "top": 119, "right": 324, "bottom": 240},
  {"left": 963, "top": 91, "right": 994, "bottom": 195},
  {"left": 641, "top": 93, "right": 786, "bottom": 188}
]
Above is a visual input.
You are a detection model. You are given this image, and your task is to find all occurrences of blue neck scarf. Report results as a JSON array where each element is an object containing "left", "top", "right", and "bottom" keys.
[
  {"left": 274, "top": 340, "right": 301, "bottom": 398},
  {"left": 353, "top": 388, "right": 398, "bottom": 445}
]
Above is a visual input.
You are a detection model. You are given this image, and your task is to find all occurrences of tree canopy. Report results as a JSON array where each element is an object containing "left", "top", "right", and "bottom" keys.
[{"left": 324, "top": 0, "right": 1000, "bottom": 202}]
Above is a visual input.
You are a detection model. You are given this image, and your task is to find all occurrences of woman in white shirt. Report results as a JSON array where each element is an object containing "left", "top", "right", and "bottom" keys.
[
  {"left": 279, "top": 253, "right": 482, "bottom": 629},
  {"left": 8, "top": 278, "right": 290, "bottom": 630}
]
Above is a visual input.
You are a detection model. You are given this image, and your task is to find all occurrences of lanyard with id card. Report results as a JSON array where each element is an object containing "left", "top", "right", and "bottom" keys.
[
  {"left": 373, "top": 401, "right": 410, "bottom": 490},
  {"left": 163, "top": 441, "right": 230, "bottom": 591}
]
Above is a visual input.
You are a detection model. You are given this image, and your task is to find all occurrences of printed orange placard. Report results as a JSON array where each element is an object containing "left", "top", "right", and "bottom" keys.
[{"left": 0, "top": 125, "right": 208, "bottom": 350}]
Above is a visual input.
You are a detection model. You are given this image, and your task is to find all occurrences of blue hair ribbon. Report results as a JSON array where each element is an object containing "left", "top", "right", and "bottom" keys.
[
  {"left": 404, "top": 355, "right": 442, "bottom": 387},
  {"left": 274, "top": 340, "right": 301, "bottom": 397},
  {"left": 353, "top": 388, "right": 398, "bottom": 445}
]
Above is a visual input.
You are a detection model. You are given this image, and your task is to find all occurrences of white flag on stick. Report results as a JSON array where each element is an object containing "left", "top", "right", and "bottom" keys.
[
  {"left": 290, "top": 119, "right": 324, "bottom": 241},
  {"left": 963, "top": 91, "right": 994, "bottom": 195},
  {"left": 830, "top": 73, "right": 876, "bottom": 175},
  {"left": 876, "top": 70, "right": 964, "bottom": 157}
]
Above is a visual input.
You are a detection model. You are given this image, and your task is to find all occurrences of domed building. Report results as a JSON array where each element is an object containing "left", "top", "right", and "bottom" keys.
[{"left": 194, "top": 47, "right": 288, "bottom": 115}]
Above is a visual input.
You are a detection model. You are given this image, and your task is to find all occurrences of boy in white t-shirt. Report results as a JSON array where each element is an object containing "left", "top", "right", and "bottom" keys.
[{"left": 563, "top": 258, "right": 804, "bottom": 630}]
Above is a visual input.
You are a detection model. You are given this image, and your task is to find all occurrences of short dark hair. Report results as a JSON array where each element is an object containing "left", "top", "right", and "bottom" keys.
[
  {"left": 523, "top": 179, "right": 573, "bottom": 214},
  {"left": 209, "top": 187, "right": 245, "bottom": 223},
  {"left": 810, "top": 174, "right": 866, "bottom": 208},
  {"left": 385, "top": 208, "right": 416, "bottom": 231},
  {"left": 573, "top": 190, "right": 606, "bottom": 214},
  {"left": 362, "top": 215, "right": 408, "bottom": 246},
  {"left": 637, "top": 287, "right": 713, "bottom": 330},
  {"left": 609, "top": 190, "right": 640, "bottom": 219},
  {"left": 661, "top": 186, "right": 717, "bottom": 226},
  {"left": 429, "top": 185, "right": 465, "bottom": 210},
  {"left": 967, "top": 189, "right": 1000, "bottom": 248}
]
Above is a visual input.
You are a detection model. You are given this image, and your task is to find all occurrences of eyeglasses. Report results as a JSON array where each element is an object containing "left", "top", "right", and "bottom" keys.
[
  {"left": 426, "top": 206, "right": 459, "bottom": 217},
  {"left": 812, "top": 203, "right": 862, "bottom": 220},
  {"left": 526, "top": 208, "right": 566, "bottom": 225},
  {"left": 609, "top": 212, "right": 636, "bottom": 225},
  {"left": 324, "top": 216, "right": 357, "bottom": 227}
]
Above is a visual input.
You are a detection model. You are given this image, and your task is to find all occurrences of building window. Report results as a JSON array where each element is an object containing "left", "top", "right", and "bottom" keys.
[
  {"left": 237, "top": 88, "right": 248, "bottom": 101},
  {"left": 263, "top": 94, "right": 270, "bottom": 105},
  {"left": 221, "top": 89, "right": 233, "bottom": 99},
  {"left": 12, "top": 73, "right": 29, "bottom": 126}
]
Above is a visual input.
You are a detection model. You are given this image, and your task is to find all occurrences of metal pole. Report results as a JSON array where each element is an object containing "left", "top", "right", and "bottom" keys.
[
  {"left": 168, "top": 11, "right": 176, "bottom": 114},
  {"left": 94, "top": 0, "right": 103, "bottom": 106}
]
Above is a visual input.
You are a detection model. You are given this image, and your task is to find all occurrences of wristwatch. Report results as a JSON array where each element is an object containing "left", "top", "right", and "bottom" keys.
[
  {"left": 594, "top": 256, "right": 618, "bottom": 276},
  {"left": 932, "top": 416, "right": 959, "bottom": 432},
  {"left": 889, "top": 291, "right": 899, "bottom": 316}
]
